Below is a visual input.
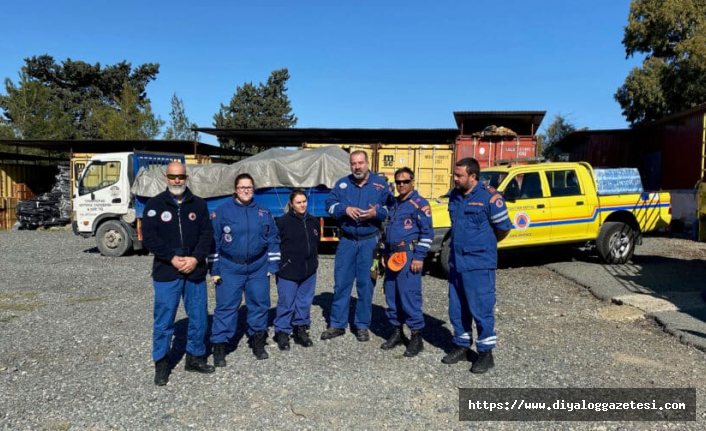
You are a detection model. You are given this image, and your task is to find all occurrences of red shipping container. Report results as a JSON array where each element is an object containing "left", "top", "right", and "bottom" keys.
[{"left": 455, "top": 135, "right": 538, "bottom": 168}]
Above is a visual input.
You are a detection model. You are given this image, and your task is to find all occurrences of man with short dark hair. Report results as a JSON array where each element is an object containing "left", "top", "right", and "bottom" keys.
[
  {"left": 321, "top": 150, "right": 393, "bottom": 342},
  {"left": 442, "top": 157, "right": 511, "bottom": 374},
  {"left": 142, "top": 162, "right": 216, "bottom": 386},
  {"left": 380, "top": 167, "right": 433, "bottom": 357}
]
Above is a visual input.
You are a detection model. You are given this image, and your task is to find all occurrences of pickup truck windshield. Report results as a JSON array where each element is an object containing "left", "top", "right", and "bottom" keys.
[
  {"left": 479, "top": 171, "right": 507, "bottom": 189},
  {"left": 78, "top": 161, "right": 121, "bottom": 196}
]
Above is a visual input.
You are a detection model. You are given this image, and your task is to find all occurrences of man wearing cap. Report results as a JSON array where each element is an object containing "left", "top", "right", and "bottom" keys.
[
  {"left": 142, "top": 162, "right": 216, "bottom": 386},
  {"left": 321, "top": 150, "right": 393, "bottom": 342},
  {"left": 442, "top": 157, "right": 511, "bottom": 374},
  {"left": 380, "top": 167, "right": 433, "bottom": 357}
]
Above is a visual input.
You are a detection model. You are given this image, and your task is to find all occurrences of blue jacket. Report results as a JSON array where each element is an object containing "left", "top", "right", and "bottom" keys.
[
  {"left": 276, "top": 210, "right": 319, "bottom": 282},
  {"left": 385, "top": 190, "right": 434, "bottom": 261},
  {"left": 448, "top": 183, "right": 512, "bottom": 271},
  {"left": 326, "top": 172, "right": 393, "bottom": 237},
  {"left": 210, "top": 197, "right": 281, "bottom": 276},
  {"left": 142, "top": 188, "right": 215, "bottom": 282}
]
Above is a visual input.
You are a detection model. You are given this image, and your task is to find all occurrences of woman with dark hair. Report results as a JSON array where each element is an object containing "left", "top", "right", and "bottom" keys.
[
  {"left": 209, "top": 173, "right": 280, "bottom": 362},
  {"left": 272, "top": 190, "right": 319, "bottom": 350}
]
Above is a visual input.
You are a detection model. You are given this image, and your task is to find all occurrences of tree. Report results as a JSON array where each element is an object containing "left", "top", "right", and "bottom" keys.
[
  {"left": 214, "top": 68, "right": 297, "bottom": 148},
  {"left": 164, "top": 94, "right": 198, "bottom": 141},
  {"left": 615, "top": 0, "right": 706, "bottom": 125},
  {"left": 0, "top": 72, "right": 73, "bottom": 139},
  {"left": 0, "top": 55, "right": 160, "bottom": 139},
  {"left": 95, "top": 82, "right": 164, "bottom": 140},
  {"left": 539, "top": 114, "right": 577, "bottom": 159}
]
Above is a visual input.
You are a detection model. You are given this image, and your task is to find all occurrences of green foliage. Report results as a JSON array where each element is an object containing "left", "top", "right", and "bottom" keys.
[
  {"left": 214, "top": 68, "right": 297, "bottom": 148},
  {"left": 0, "top": 55, "right": 160, "bottom": 139},
  {"left": 1, "top": 72, "right": 73, "bottom": 139},
  {"left": 95, "top": 83, "right": 164, "bottom": 140},
  {"left": 539, "top": 114, "right": 577, "bottom": 159},
  {"left": 164, "top": 93, "right": 198, "bottom": 141},
  {"left": 616, "top": 0, "right": 706, "bottom": 125}
]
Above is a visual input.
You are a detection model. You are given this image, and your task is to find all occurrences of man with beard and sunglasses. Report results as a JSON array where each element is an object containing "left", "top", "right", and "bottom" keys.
[
  {"left": 321, "top": 150, "right": 393, "bottom": 342},
  {"left": 142, "top": 162, "right": 216, "bottom": 386},
  {"left": 442, "top": 157, "right": 511, "bottom": 374}
]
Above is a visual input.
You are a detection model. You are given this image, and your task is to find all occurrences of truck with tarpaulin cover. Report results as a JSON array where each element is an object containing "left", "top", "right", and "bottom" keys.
[{"left": 74, "top": 147, "right": 351, "bottom": 256}]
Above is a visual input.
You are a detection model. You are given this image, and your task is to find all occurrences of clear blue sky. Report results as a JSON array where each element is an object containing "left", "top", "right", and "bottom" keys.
[{"left": 2, "top": 0, "right": 642, "bottom": 145}]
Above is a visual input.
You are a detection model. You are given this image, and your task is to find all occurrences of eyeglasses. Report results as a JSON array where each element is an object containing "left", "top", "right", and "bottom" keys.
[
  {"left": 166, "top": 174, "right": 187, "bottom": 180},
  {"left": 395, "top": 179, "right": 412, "bottom": 185},
  {"left": 236, "top": 186, "right": 254, "bottom": 191}
]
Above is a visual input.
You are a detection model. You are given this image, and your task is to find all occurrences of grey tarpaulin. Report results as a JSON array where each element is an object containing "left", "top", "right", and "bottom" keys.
[{"left": 131, "top": 146, "right": 352, "bottom": 198}]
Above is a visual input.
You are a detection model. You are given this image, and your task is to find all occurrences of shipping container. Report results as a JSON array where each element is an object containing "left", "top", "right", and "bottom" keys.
[
  {"left": 302, "top": 143, "right": 376, "bottom": 170},
  {"left": 301, "top": 143, "right": 453, "bottom": 199},
  {"left": 185, "top": 154, "right": 213, "bottom": 164},
  {"left": 455, "top": 136, "right": 538, "bottom": 168},
  {"left": 0, "top": 197, "right": 19, "bottom": 230},
  {"left": 0, "top": 164, "right": 57, "bottom": 200},
  {"left": 375, "top": 144, "right": 454, "bottom": 199}
]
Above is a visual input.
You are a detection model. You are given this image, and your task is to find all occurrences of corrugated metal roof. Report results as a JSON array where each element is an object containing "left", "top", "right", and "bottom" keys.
[
  {"left": 0, "top": 139, "right": 249, "bottom": 157},
  {"left": 452, "top": 111, "right": 546, "bottom": 136}
]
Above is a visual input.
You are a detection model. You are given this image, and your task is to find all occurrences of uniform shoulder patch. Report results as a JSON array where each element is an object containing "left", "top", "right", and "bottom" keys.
[{"left": 489, "top": 194, "right": 501, "bottom": 204}]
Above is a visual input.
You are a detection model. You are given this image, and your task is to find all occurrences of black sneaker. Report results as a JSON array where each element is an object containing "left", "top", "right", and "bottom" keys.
[
  {"left": 441, "top": 346, "right": 470, "bottom": 364},
  {"left": 320, "top": 327, "right": 345, "bottom": 340},
  {"left": 274, "top": 331, "right": 291, "bottom": 351},
  {"left": 356, "top": 328, "right": 370, "bottom": 342},
  {"left": 470, "top": 350, "right": 494, "bottom": 374}
]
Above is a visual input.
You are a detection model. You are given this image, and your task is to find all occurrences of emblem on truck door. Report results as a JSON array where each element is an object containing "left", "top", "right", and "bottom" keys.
[{"left": 513, "top": 212, "right": 530, "bottom": 231}]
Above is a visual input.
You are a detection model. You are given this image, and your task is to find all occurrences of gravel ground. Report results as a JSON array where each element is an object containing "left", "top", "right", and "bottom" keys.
[{"left": 0, "top": 229, "right": 705, "bottom": 430}]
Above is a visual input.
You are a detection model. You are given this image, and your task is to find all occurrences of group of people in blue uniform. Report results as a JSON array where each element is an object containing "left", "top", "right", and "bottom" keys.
[{"left": 143, "top": 153, "right": 511, "bottom": 386}]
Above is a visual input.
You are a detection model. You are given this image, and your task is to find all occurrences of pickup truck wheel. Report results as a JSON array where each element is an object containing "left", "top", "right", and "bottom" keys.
[
  {"left": 96, "top": 220, "right": 132, "bottom": 257},
  {"left": 439, "top": 239, "right": 451, "bottom": 278},
  {"left": 597, "top": 221, "right": 635, "bottom": 264}
]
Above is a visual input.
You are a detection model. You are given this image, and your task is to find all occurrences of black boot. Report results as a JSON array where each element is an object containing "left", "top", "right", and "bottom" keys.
[
  {"left": 212, "top": 343, "right": 227, "bottom": 368},
  {"left": 380, "top": 326, "right": 406, "bottom": 350},
  {"left": 404, "top": 330, "right": 424, "bottom": 357},
  {"left": 441, "top": 346, "right": 470, "bottom": 364},
  {"left": 356, "top": 328, "right": 370, "bottom": 342},
  {"left": 154, "top": 356, "right": 170, "bottom": 386},
  {"left": 250, "top": 331, "right": 269, "bottom": 360},
  {"left": 470, "top": 350, "right": 495, "bottom": 374},
  {"left": 185, "top": 353, "right": 215, "bottom": 374},
  {"left": 320, "top": 327, "right": 345, "bottom": 340},
  {"left": 293, "top": 325, "right": 314, "bottom": 347},
  {"left": 274, "top": 331, "right": 291, "bottom": 351}
]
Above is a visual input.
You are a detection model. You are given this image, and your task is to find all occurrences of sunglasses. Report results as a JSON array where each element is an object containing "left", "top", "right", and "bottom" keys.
[
  {"left": 166, "top": 174, "right": 188, "bottom": 180},
  {"left": 395, "top": 179, "right": 412, "bottom": 185}
]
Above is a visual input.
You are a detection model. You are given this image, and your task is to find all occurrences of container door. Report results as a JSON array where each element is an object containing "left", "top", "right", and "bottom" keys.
[
  {"left": 416, "top": 145, "right": 453, "bottom": 199},
  {"left": 376, "top": 146, "right": 415, "bottom": 194}
]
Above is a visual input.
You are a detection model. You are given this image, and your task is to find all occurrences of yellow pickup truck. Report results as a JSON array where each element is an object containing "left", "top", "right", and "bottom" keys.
[{"left": 429, "top": 162, "right": 672, "bottom": 275}]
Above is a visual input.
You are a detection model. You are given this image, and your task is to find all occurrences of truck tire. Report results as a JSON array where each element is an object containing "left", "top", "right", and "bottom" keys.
[
  {"left": 597, "top": 221, "right": 635, "bottom": 264},
  {"left": 439, "top": 238, "right": 451, "bottom": 278},
  {"left": 96, "top": 220, "right": 132, "bottom": 257}
]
